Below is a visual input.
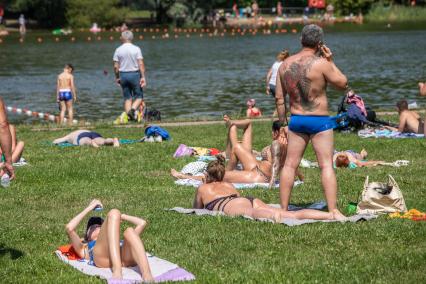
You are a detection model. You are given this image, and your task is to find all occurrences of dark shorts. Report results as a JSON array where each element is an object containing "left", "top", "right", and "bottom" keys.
[
  {"left": 119, "top": 71, "right": 144, "bottom": 100},
  {"left": 289, "top": 114, "right": 337, "bottom": 135},
  {"left": 269, "top": 84, "right": 276, "bottom": 97},
  {"left": 77, "top": 131, "right": 102, "bottom": 145}
]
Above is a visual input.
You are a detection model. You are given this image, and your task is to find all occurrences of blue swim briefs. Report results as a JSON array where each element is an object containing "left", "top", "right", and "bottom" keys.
[
  {"left": 289, "top": 114, "right": 338, "bottom": 135},
  {"left": 77, "top": 131, "right": 102, "bottom": 145},
  {"left": 58, "top": 89, "right": 73, "bottom": 102}
]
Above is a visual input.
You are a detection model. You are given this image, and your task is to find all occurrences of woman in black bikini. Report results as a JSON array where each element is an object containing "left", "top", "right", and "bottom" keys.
[{"left": 193, "top": 157, "right": 338, "bottom": 221}]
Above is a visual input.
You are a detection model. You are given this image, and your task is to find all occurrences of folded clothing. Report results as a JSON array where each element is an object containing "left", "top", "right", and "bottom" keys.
[
  {"left": 174, "top": 179, "right": 303, "bottom": 189},
  {"left": 168, "top": 204, "right": 377, "bottom": 227},
  {"left": 55, "top": 249, "right": 195, "bottom": 283}
]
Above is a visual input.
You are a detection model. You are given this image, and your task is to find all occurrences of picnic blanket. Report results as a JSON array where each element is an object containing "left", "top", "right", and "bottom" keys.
[
  {"left": 55, "top": 250, "right": 195, "bottom": 283},
  {"left": 168, "top": 203, "right": 377, "bottom": 227},
  {"left": 50, "top": 139, "right": 141, "bottom": 147},
  {"left": 358, "top": 129, "right": 424, "bottom": 139},
  {"left": 174, "top": 179, "right": 303, "bottom": 189}
]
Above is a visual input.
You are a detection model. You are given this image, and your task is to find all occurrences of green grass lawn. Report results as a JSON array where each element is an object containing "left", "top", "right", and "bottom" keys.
[{"left": 1, "top": 121, "right": 426, "bottom": 283}]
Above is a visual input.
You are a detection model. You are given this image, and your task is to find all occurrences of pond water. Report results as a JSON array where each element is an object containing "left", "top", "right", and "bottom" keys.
[{"left": 1, "top": 26, "right": 425, "bottom": 122}]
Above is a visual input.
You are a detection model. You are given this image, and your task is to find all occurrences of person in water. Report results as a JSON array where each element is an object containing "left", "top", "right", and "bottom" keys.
[
  {"left": 57, "top": 64, "right": 77, "bottom": 125},
  {"left": 275, "top": 24, "right": 347, "bottom": 220},
  {"left": 193, "top": 157, "right": 337, "bottom": 221},
  {"left": 333, "top": 149, "right": 387, "bottom": 168},
  {"left": 0, "top": 124, "right": 24, "bottom": 164},
  {"left": 65, "top": 199, "right": 153, "bottom": 281},
  {"left": 246, "top": 99, "right": 262, "bottom": 118},
  {"left": 385, "top": 100, "right": 424, "bottom": 134},
  {"left": 172, "top": 117, "right": 303, "bottom": 188},
  {"left": 53, "top": 130, "right": 120, "bottom": 147},
  {"left": 419, "top": 82, "right": 426, "bottom": 97},
  {"left": 266, "top": 50, "right": 290, "bottom": 97}
]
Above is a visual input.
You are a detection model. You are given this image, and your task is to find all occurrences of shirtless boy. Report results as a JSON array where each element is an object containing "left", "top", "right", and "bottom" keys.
[
  {"left": 57, "top": 64, "right": 77, "bottom": 125},
  {"left": 275, "top": 24, "right": 348, "bottom": 220},
  {"left": 386, "top": 100, "right": 424, "bottom": 134}
]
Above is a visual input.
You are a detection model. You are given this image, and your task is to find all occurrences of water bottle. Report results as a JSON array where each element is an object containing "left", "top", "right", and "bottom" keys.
[
  {"left": 1, "top": 174, "right": 10, "bottom": 188},
  {"left": 93, "top": 205, "right": 103, "bottom": 212}
]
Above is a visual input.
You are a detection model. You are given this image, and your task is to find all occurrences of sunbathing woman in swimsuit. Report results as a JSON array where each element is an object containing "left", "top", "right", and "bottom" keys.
[
  {"left": 333, "top": 149, "right": 387, "bottom": 168},
  {"left": 193, "top": 157, "right": 341, "bottom": 221},
  {"left": 53, "top": 130, "right": 120, "bottom": 147},
  {"left": 172, "top": 118, "right": 303, "bottom": 188},
  {"left": 65, "top": 199, "right": 153, "bottom": 282}
]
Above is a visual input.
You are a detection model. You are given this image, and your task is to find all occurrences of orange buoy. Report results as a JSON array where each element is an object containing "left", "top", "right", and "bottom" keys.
[{"left": 292, "top": 29, "right": 297, "bottom": 33}]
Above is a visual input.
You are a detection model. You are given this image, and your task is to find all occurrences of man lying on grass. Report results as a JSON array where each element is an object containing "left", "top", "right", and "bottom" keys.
[
  {"left": 192, "top": 157, "right": 344, "bottom": 221},
  {"left": 53, "top": 130, "right": 120, "bottom": 147},
  {"left": 65, "top": 199, "right": 153, "bottom": 282}
]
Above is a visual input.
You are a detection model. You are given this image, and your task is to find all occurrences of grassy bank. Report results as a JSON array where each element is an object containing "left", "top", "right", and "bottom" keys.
[
  {"left": 0, "top": 121, "right": 426, "bottom": 283},
  {"left": 367, "top": 4, "right": 426, "bottom": 23}
]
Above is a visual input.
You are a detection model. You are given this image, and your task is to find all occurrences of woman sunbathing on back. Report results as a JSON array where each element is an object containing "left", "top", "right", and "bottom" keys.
[
  {"left": 65, "top": 199, "right": 153, "bottom": 282},
  {"left": 192, "top": 157, "right": 342, "bottom": 221},
  {"left": 333, "top": 149, "right": 387, "bottom": 168},
  {"left": 172, "top": 118, "right": 303, "bottom": 188}
]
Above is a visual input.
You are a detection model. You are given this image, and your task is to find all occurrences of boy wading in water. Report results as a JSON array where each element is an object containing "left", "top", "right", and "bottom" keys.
[{"left": 57, "top": 64, "right": 77, "bottom": 125}]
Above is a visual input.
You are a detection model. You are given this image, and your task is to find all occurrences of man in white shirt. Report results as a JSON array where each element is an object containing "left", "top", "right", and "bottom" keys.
[{"left": 113, "top": 31, "right": 146, "bottom": 121}]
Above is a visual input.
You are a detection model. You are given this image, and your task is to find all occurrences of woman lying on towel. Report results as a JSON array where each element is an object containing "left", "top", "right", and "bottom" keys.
[
  {"left": 171, "top": 118, "right": 303, "bottom": 188},
  {"left": 192, "top": 157, "right": 341, "bottom": 221},
  {"left": 53, "top": 130, "right": 120, "bottom": 147},
  {"left": 65, "top": 199, "right": 153, "bottom": 282},
  {"left": 333, "top": 149, "right": 387, "bottom": 168}
]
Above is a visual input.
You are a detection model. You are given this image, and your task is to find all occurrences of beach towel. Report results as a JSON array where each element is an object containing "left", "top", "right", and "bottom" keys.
[
  {"left": 358, "top": 129, "right": 424, "bottom": 139},
  {"left": 13, "top": 157, "right": 28, "bottom": 167},
  {"left": 174, "top": 179, "right": 303, "bottom": 189},
  {"left": 168, "top": 203, "right": 377, "bottom": 227},
  {"left": 55, "top": 250, "right": 195, "bottom": 283}
]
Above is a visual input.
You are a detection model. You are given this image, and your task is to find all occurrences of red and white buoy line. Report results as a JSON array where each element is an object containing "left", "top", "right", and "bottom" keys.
[{"left": 6, "top": 105, "right": 78, "bottom": 124}]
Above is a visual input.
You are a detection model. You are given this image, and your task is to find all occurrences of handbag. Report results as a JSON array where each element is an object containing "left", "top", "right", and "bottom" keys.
[{"left": 356, "top": 175, "right": 407, "bottom": 215}]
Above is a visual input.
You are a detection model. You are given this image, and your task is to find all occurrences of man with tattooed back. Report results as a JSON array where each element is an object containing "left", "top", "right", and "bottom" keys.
[{"left": 275, "top": 24, "right": 347, "bottom": 220}]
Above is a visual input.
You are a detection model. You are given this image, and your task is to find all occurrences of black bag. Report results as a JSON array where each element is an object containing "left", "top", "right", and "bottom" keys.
[{"left": 145, "top": 108, "right": 161, "bottom": 121}]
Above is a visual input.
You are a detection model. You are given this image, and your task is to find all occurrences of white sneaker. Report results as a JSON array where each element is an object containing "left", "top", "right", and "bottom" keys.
[
  {"left": 146, "top": 136, "right": 155, "bottom": 142},
  {"left": 154, "top": 135, "right": 162, "bottom": 142}
]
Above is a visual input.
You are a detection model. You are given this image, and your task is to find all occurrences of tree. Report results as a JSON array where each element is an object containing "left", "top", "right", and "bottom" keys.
[
  {"left": 8, "top": 0, "right": 67, "bottom": 28},
  {"left": 66, "top": 0, "right": 129, "bottom": 28}
]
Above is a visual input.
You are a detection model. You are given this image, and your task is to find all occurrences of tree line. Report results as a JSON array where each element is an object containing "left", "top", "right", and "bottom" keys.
[{"left": 0, "top": 0, "right": 419, "bottom": 28}]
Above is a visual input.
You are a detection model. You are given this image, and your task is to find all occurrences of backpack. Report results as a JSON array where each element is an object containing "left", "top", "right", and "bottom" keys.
[
  {"left": 145, "top": 125, "right": 170, "bottom": 140},
  {"left": 144, "top": 108, "right": 161, "bottom": 121}
]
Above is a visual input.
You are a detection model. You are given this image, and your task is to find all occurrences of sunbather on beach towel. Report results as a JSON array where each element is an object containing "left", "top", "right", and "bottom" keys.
[
  {"left": 191, "top": 157, "right": 342, "bottom": 221},
  {"left": 0, "top": 124, "right": 24, "bottom": 164},
  {"left": 384, "top": 100, "right": 424, "bottom": 134},
  {"left": 53, "top": 130, "right": 120, "bottom": 147},
  {"left": 333, "top": 149, "right": 386, "bottom": 168},
  {"left": 172, "top": 118, "right": 303, "bottom": 188},
  {"left": 65, "top": 199, "right": 153, "bottom": 282}
]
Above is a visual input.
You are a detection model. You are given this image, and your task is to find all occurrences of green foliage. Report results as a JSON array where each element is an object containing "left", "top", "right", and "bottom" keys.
[
  {"left": 66, "top": 0, "right": 129, "bottom": 28},
  {"left": 366, "top": 3, "right": 426, "bottom": 22},
  {"left": 8, "top": 0, "right": 66, "bottom": 28},
  {"left": 327, "top": 0, "right": 375, "bottom": 15}
]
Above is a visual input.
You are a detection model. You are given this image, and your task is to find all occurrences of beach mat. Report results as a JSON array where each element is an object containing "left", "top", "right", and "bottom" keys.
[
  {"left": 174, "top": 179, "right": 303, "bottom": 189},
  {"left": 168, "top": 202, "right": 377, "bottom": 227},
  {"left": 55, "top": 250, "right": 195, "bottom": 283},
  {"left": 358, "top": 129, "right": 424, "bottom": 139}
]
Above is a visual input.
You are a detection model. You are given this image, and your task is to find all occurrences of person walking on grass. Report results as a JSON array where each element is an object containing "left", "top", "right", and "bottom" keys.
[
  {"left": 57, "top": 64, "right": 77, "bottom": 125},
  {"left": 275, "top": 24, "right": 348, "bottom": 220},
  {"left": 113, "top": 30, "right": 146, "bottom": 123},
  {"left": 0, "top": 97, "right": 15, "bottom": 180}
]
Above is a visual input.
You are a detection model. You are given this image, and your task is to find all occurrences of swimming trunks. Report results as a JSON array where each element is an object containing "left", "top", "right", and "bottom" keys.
[
  {"left": 77, "top": 131, "right": 103, "bottom": 145},
  {"left": 289, "top": 114, "right": 338, "bottom": 135},
  {"left": 204, "top": 194, "right": 255, "bottom": 212},
  {"left": 58, "top": 89, "right": 73, "bottom": 102}
]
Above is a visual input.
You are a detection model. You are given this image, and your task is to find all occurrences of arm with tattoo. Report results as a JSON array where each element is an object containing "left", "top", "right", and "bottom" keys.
[
  {"left": 275, "top": 67, "right": 288, "bottom": 124},
  {"left": 269, "top": 140, "right": 282, "bottom": 189}
]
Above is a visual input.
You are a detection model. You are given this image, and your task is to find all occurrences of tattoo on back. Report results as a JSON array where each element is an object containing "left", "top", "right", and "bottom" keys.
[{"left": 283, "top": 56, "right": 319, "bottom": 111}]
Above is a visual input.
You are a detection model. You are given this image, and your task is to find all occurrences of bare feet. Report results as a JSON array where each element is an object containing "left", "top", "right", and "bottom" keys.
[
  {"left": 113, "top": 138, "right": 120, "bottom": 147},
  {"left": 170, "top": 169, "right": 186, "bottom": 179},
  {"left": 331, "top": 209, "right": 347, "bottom": 222}
]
